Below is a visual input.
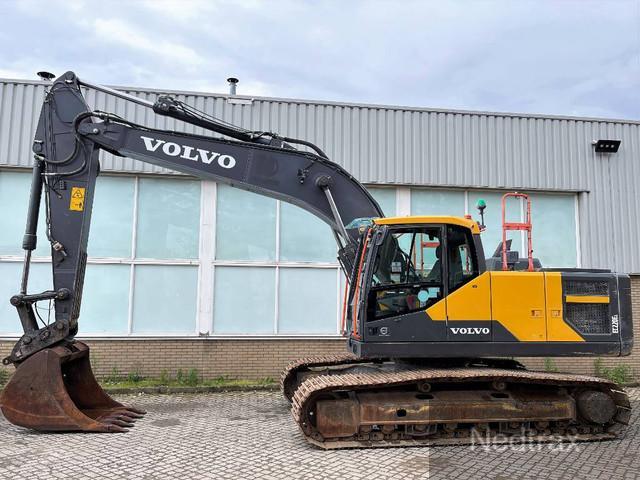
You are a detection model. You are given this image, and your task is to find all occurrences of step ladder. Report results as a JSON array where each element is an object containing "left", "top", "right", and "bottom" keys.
[{"left": 501, "top": 192, "right": 534, "bottom": 271}]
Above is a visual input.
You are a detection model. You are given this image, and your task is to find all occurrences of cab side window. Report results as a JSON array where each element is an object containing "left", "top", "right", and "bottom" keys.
[
  {"left": 368, "top": 227, "right": 443, "bottom": 320},
  {"left": 447, "top": 225, "right": 479, "bottom": 292}
]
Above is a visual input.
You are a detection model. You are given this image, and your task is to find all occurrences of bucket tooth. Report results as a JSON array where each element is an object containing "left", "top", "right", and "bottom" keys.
[{"left": 0, "top": 341, "right": 145, "bottom": 432}]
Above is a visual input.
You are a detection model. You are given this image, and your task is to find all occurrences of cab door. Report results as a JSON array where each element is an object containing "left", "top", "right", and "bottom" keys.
[
  {"left": 364, "top": 225, "right": 448, "bottom": 342},
  {"left": 444, "top": 225, "right": 492, "bottom": 342}
]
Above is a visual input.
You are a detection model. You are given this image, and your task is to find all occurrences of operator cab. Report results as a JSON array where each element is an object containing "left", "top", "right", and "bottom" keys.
[{"left": 346, "top": 216, "right": 485, "bottom": 338}]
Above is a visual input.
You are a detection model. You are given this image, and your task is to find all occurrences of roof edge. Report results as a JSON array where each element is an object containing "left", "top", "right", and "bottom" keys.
[{"left": 2, "top": 77, "right": 640, "bottom": 126}]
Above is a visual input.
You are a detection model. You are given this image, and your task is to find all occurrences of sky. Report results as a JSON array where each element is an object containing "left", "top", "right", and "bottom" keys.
[{"left": 0, "top": 0, "right": 638, "bottom": 119}]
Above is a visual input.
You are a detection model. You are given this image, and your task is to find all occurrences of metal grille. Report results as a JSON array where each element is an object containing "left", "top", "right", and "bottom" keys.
[
  {"left": 566, "top": 303, "right": 610, "bottom": 335},
  {"left": 564, "top": 280, "right": 609, "bottom": 296}
]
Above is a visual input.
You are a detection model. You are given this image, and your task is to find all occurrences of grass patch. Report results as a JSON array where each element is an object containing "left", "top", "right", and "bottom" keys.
[
  {"left": 594, "top": 358, "right": 634, "bottom": 385},
  {"left": 543, "top": 358, "right": 558, "bottom": 373},
  {"left": 99, "top": 370, "right": 276, "bottom": 390}
]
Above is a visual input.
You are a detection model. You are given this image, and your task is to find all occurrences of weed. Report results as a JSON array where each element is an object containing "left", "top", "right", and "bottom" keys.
[
  {"left": 186, "top": 368, "right": 199, "bottom": 387},
  {"left": 105, "top": 367, "right": 121, "bottom": 384},
  {"left": 605, "top": 365, "right": 633, "bottom": 385},
  {"left": 210, "top": 376, "right": 230, "bottom": 385},
  {"left": 127, "top": 367, "right": 144, "bottom": 384},
  {"left": 97, "top": 370, "right": 278, "bottom": 391},
  {"left": 0, "top": 369, "right": 8, "bottom": 386},
  {"left": 543, "top": 358, "right": 558, "bottom": 373},
  {"left": 593, "top": 358, "right": 634, "bottom": 384},
  {"left": 594, "top": 358, "right": 605, "bottom": 377}
]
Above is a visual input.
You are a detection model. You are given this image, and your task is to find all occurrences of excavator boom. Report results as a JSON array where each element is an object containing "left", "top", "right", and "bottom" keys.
[
  {"left": 0, "top": 71, "right": 383, "bottom": 434},
  {"left": 5, "top": 71, "right": 383, "bottom": 367}
]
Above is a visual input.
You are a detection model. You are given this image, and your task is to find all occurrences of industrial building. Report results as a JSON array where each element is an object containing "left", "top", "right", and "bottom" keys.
[{"left": 0, "top": 77, "right": 638, "bottom": 380}]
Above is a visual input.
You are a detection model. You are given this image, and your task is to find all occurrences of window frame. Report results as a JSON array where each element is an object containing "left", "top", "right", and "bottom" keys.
[
  {"left": 0, "top": 173, "right": 398, "bottom": 339},
  {"left": 210, "top": 185, "right": 344, "bottom": 337},
  {"left": 365, "top": 225, "right": 446, "bottom": 322},
  {"left": 0, "top": 169, "right": 580, "bottom": 339},
  {"left": 0, "top": 172, "right": 203, "bottom": 338},
  {"left": 407, "top": 187, "right": 580, "bottom": 269},
  {"left": 445, "top": 224, "right": 480, "bottom": 293}
]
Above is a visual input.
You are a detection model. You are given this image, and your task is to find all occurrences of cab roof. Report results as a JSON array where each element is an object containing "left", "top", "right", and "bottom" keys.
[{"left": 373, "top": 215, "right": 481, "bottom": 234}]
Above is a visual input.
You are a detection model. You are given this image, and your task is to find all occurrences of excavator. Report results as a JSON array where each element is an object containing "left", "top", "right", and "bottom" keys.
[{"left": 0, "top": 71, "right": 633, "bottom": 448}]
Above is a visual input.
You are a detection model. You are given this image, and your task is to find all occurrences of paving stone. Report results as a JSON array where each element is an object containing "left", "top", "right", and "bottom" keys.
[{"left": 0, "top": 389, "right": 638, "bottom": 479}]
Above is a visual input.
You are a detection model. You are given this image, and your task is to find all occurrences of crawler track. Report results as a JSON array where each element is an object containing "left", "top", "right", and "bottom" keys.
[
  {"left": 288, "top": 365, "right": 631, "bottom": 449},
  {"left": 281, "top": 354, "right": 373, "bottom": 402}
]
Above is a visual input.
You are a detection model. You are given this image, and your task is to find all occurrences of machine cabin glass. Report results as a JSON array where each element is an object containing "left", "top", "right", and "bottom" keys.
[
  {"left": 364, "top": 223, "right": 481, "bottom": 322},
  {"left": 367, "top": 226, "right": 444, "bottom": 321},
  {"left": 447, "top": 224, "right": 480, "bottom": 292}
]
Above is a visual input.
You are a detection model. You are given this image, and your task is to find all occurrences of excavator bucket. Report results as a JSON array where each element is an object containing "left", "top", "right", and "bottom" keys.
[{"left": 0, "top": 341, "right": 144, "bottom": 432}]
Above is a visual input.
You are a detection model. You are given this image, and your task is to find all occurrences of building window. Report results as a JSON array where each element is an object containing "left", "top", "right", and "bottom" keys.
[
  {"left": 528, "top": 193, "right": 577, "bottom": 267},
  {"left": 411, "top": 189, "right": 465, "bottom": 216},
  {"left": 0, "top": 171, "right": 201, "bottom": 336},
  {"left": 277, "top": 268, "right": 338, "bottom": 334},
  {"left": 368, "top": 187, "right": 396, "bottom": 217},
  {"left": 209, "top": 185, "right": 397, "bottom": 336},
  {"left": 132, "top": 264, "right": 199, "bottom": 334},
  {"left": 411, "top": 187, "right": 578, "bottom": 268},
  {"left": 0, "top": 171, "right": 399, "bottom": 338},
  {"left": 466, "top": 190, "right": 522, "bottom": 257},
  {"left": 0, "top": 171, "right": 49, "bottom": 256},
  {"left": 215, "top": 184, "right": 277, "bottom": 261},
  {"left": 213, "top": 266, "right": 276, "bottom": 334},
  {"left": 88, "top": 176, "right": 135, "bottom": 258},
  {"left": 81, "top": 264, "right": 130, "bottom": 334},
  {"left": 280, "top": 202, "right": 336, "bottom": 263},
  {"left": 136, "top": 178, "right": 201, "bottom": 260},
  {"left": 0, "top": 168, "right": 578, "bottom": 338}
]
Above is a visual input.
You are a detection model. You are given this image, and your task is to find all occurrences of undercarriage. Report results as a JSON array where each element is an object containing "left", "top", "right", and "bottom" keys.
[{"left": 281, "top": 355, "right": 631, "bottom": 449}]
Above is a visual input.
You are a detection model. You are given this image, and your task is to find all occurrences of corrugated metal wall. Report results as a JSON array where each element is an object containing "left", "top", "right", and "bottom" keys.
[{"left": 1, "top": 79, "right": 639, "bottom": 272}]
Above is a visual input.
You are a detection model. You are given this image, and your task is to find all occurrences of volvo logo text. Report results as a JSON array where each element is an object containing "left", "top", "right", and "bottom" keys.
[
  {"left": 449, "top": 327, "right": 490, "bottom": 335},
  {"left": 140, "top": 136, "right": 236, "bottom": 169}
]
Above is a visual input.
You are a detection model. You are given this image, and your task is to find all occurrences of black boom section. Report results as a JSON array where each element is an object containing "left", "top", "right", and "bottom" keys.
[
  {"left": 6, "top": 71, "right": 383, "bottom": 364},
  {"left": 6, "top": 74, "right": 100, "bottom": 364},
  {"left": 78, "top": 122, "right": 382, "bottom": 240}
]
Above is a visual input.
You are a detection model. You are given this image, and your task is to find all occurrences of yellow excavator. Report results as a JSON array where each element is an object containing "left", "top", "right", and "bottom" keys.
[{"left": 0, "top": 72, "right": 632, "bottom": 448}]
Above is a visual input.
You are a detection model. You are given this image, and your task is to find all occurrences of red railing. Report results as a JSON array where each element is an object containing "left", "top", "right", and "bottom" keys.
[{"left": 501, "top": 192, "right": 534, "bottom": 271}]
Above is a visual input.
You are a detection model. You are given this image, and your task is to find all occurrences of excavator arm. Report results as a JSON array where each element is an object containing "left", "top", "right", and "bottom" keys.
[
  {"left": 0, "top": 71, "right": 385, "bottom": 433},
  {"left": 5, "top": 71, "right": 383, "bottom": 366}
]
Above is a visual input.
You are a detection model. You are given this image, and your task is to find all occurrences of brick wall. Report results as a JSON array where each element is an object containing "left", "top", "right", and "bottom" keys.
[
  {"left": 0, "top": 339, "right": 346, "bottom": 381},
  {"left": 1, "top": 276, "right": 638, "bottom": 382}
]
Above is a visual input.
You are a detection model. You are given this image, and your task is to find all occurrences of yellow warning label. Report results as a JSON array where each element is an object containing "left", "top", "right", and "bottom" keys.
[{"left": 69, "top": 187, "right": 86, "bottom": 211}]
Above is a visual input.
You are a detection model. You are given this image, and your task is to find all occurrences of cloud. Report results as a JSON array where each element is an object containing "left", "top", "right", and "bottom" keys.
[
  {"left": 139, "top": 0, "right": 214, "bottom": 21},
  {"left": 0, "top": 0, "right": 637, "bottom": 119},
  {"left": 0, "top": 68, "right": 27, "bottom": 80},
  {"left": 92, "top": 18, "right": 204, "bottom": 67}
]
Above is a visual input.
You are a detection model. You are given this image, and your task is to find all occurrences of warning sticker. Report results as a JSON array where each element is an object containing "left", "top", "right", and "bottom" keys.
[{"left": 69, "top": 187, "right": 86, "bottom": 211}]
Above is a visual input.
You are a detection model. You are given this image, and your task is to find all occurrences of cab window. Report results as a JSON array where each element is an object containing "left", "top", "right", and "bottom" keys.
[
  {"left": 447, "top": 225, "right": 479, "bottom": 291},
  {"left": 368, "top": 227, "right": 443, "bottom": 320}
]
